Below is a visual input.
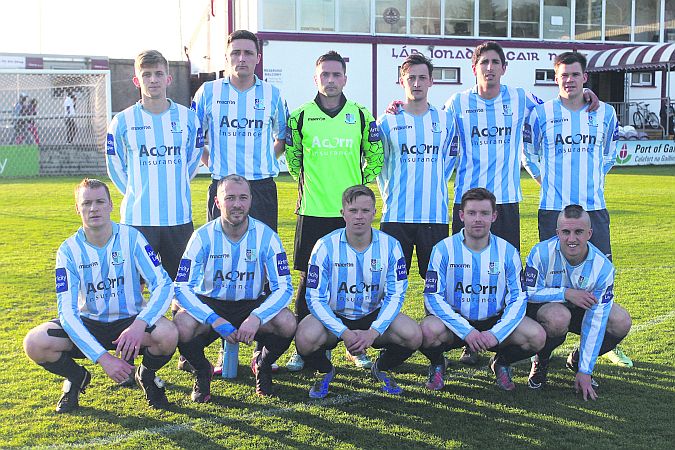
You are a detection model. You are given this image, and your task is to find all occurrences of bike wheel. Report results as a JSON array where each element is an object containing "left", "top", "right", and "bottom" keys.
[
  {"left": 647, "top": 112, "right": 660, "bottom": 129},
  {"left": 633, "top": 111, "right": 644, "bottom": 129}
]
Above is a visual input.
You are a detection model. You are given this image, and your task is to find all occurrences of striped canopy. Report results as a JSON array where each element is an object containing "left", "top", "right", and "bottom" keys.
[{"left": 586, "top": 43, "right": 675, "bottom": 72}]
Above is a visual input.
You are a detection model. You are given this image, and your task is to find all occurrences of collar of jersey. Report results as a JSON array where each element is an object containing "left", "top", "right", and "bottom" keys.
[
  {"left": 458, "top": 228, "right": 493, "bottom": 255},
  {"left": 223, "top": 75, "right": 261, "bottom": 91},
  {"left": 470, "top": 84, "right": 506, "bottom": 102},
  {"left": 213, "top": 216, "right": 255, "bottom": 244},
  {"left": 77, "top": 222, "right": 118, "bottom": 250},
  {"left": 339, "top": 227, "right": 379, "bottom": 253},
  {"left": 135, "top": 99, "right": 176, "bottom": 117}
]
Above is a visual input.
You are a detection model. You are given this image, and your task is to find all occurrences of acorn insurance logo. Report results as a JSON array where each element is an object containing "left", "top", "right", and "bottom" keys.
[{"left": 616, "top": 143, "right": 632, "bottom": 165}]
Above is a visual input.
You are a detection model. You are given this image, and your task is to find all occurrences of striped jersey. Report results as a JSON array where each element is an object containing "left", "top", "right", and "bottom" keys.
[
  {"left": 192, "top": 76, "right": 288, "bottom": 180},
  {"left": 524, "top": 237, "right": 615, "bottom": 374},
  {"left": 174, "top": 217, "right": 293, "bottom": 325},
  {"left": 106, "top": 99, "right": 204, "bottom": 226},
  {"left": 306, "top": 228, "right": 408, "bottom": 338},
  {"left": 377, "top": 105, "right": 457, "bottom": 224},
  {"left": 444, "top": 85, "right": 542, "bottom": 204},
  {"left": 423, "top": 230, "right": 526, "bottom": 343},
  {"left": 523, "top": 98, "right": 618, "bottom": 211},
  {"left": 55, "top": 223, "right": 173, "bottom": 362}
]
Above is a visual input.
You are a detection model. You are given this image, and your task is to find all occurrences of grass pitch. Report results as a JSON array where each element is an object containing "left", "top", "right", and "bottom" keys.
[{"left": 0, "top": 167, "right": 674, "bottom": 449}]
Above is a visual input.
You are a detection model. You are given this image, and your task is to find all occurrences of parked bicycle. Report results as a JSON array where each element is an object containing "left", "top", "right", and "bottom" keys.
[{"left": 632, "top": 102, "right": 660, "bottom": 129}]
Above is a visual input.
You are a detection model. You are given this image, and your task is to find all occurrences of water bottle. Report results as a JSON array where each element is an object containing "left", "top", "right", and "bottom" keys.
[{"left": 221, "top": 341, "right": 239, "bottom": 378}]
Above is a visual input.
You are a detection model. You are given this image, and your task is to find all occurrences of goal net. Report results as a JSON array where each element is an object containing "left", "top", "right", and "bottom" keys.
[{"left": 0, "top": 69, "right": 111, "bottom": 178}]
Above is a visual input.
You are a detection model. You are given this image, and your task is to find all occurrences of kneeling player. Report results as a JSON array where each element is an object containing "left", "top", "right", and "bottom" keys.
[
  {"left": 23, "top": 178, "right": 177, "bottom": 412},
  {"left": 174, "top": 175, "right": 296, "bottom": 400},
  {"left": 524, "top": 205, "right": 631, "bottom": 400},
  {"left": 296, "top": 185, "right": 422, "bottom": 398},
  {"left": 420, "top": 188, "right": 545, "bottom": 391}
]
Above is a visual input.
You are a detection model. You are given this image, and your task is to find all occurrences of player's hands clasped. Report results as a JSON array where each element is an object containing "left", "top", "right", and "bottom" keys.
[{"left": 113, "top": 319, "right": 147, "bottom": 361}]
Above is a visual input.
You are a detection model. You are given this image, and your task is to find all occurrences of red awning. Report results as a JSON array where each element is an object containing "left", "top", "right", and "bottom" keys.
[{"left": 586, "top": 43, "right": 675, "bottom": 72}]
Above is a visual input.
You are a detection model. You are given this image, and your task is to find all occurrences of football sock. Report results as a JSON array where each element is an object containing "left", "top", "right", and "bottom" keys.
[
  {"left": 303, "top": 348, "right": 333, "bottom": 373},
  {"left": 420, "top": 345, "right": 446, "bottom": 366},
  {"left": 141, "top": 348, "right": 172, "bottom": 372},
  {"left": 40, "top": 352, "right": 86, "bottom": 383},
  {"left": 376, "top": 344, "right": 415, "bottom": 371}
]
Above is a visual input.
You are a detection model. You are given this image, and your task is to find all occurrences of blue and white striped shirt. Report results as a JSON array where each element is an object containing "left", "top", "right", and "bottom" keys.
[
  {"left": 106, "top": 100, "right": 204, "bottom": 226},
  {"left": 55, "top": 223, "right": 173, "bottom": 362},
  {"left": 192, "top": 76, "right": 288, "bottom": 180},
  {"left": 524, "top": 237, "right": 615, "bottom": 374},
  {"left": 377, "top": 105, "right": 457, "bottom": 224},
  {"left": 523, "top": 98, "right": 618, "bottom": 211},
  {"left": 174, "top": 217, "right": 293, "bottom": 325},
  {"left": 444, "top": 85, "right": 542, "bottom": 204},
  {"left": 306, "top": 228, "right": 408, "bottom": 338},
  {"left": 423, "top": 230, "right": 526, "bottom": 343}
]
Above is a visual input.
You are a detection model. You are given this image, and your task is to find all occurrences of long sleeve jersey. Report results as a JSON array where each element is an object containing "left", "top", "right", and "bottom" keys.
[
  {"left": 106, "top": 99, "right": 204, "bottom": 226},
  {"left": 423, "top": 230, "right": 526, "bottom": 343},
  {"left": 55, "top": 223, "right": 173, "bottom": 362},
  {"left": 306, "top": 228, "right": 408, "bottom": 338},
  {"left": 174, "top": 217, "right": 293, "bottom": 325},
  {"left": 525, "top": 237, "right": 615, "bottom": 374}
]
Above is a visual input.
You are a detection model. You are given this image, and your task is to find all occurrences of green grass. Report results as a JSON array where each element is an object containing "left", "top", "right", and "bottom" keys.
[{"left": 1, "top": 167, "right": 674, "bottom": 449}]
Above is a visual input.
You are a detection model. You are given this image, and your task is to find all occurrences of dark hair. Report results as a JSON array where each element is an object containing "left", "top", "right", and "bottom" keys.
[
  {"left": 135, "top": 50, "right": 169, "bottom": 72},
  {"left": 459, "top": 187, "right": 496, "bottom": 212},
  {"left": 472, "top": 41, "right": 507, "bottom": 67},
  {"left": 400, "top": 53, "right": 434, "bottom": 78},
  {"left": 75, "top": 178, "right": 111, "bottom": 203},
  {"left": 217, "top": 174, "right": 251, "bottom": 195},
  {"left": 316, "top": 50, "right": 346, "bottom": 74},
  {"left": 227, "top": 29, "right": 260, "bottom": 54},
  {"left": 554, "top": 51, "right": 587, "bottom": 73},
  {"left": 561, "top": 204, "right": 586, "bottom": 220},
  {"left": 342, "top": 185, "right": 375, "bottom": 207}
]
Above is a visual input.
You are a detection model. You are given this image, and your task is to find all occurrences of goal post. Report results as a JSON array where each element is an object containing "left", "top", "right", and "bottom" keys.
[{"left": 0, "top": 69, "right": 111, "bottom": 177}]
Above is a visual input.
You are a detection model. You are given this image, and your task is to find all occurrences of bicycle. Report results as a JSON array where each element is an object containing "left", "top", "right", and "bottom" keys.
[{"left": 632, "top": 102, "right": 660, "bottom": 129}]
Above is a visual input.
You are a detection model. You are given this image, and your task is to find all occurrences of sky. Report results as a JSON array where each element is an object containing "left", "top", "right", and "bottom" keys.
[{"left": 0, "top": 0, "right": 206, "bottom": 61}]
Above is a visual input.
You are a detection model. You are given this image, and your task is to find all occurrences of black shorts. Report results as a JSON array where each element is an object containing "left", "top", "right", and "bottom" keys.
[
  {"left": 438, "top": 313, "right": 502, "bottom": 351},
  {"left": 293, "top": 215, "right": 345, "bottom": 272},
  {"left": 324, "top": 308, "right": 382, "bottom": 349},
  {"left": 538, "top": 208, "right": 612, "bottom": 261},
  {"left": 198, "top": 294, "right": 266, "bottom": 329},
  {"left": 526, "top": 302, "right": 585, "bottom": 335},
  {"left": 208, "top": 177, "right": 278, "bottom": 231},
  {"left": 380, "top": 222, "right": 449, "bottom": 279},
  {"left": 452, "top": 202, "right": 520, "bottom": 252},
  {"left": 48, "top": 316, "right": 155, "bottom": 359},
  {"left": 133, "top": 222, "right": 194, "bottom": 279}
]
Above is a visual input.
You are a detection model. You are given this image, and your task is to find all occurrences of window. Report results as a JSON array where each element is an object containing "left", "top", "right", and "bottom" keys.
[
  {"left": 445, "top": 0, "right": 473, "bottom": 36},
  {"left": 432, "top": 67, "right": 460, "bottom": 84},
  {"left": 575, "top": 0, "right": 602, "bottom": 40},
  {"left": 535, "top": 69, "right": 556, "bottom": 85},
  {"left": 376, "top": 0, "right": 407, "bottom": 34},
  {"left": 338, "top": 0, "right": 371, "bottom": 32},
  {"left": 666, "top": 0, "right": 675, "bottom": 42},
  {"left": 634, "top": 0, "right": 660, "bottom": 42},
  {"left": 631, "top": 72, "right": 655, "bottom": 87},
  {"left": 301, "top": 0, "right": 335, "bottom": 31},
  {"left": 512, "top": 0, "right": 540, "bottom": 38},
  {"left": 410, "top": 0, "right": 440, "bottom": 35},
  {"left": 543, "top": 0, "right": 571, "bottom": 40},
  {"left": 262, "top": 0, "right": 296, "bottom": 31},
  {"left": 479, "top": 0, "right": 507, "bottom": 37},
  {"left": 605, "top": 0, "right": 631, "bottom": 41}
]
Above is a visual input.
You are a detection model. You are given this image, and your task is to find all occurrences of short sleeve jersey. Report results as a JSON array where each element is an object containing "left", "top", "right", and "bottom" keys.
[{"left": 106, "top": 100, "right": 204, "bottom": 226}]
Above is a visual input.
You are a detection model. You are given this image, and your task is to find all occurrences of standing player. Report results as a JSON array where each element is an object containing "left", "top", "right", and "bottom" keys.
[
  {"left": 23, "top": 179, "right": 177, "bottom": 412},
  {"left": 173, "top": 175, "right": 296, "bottom": 399},
  {"left": 295, "top": 185, "right": 421, "bottom": 398},
  {"left": 524, "top": 205, "right": 632, "bottom": 400},
  {"left": 192, "top": 29, "right": 287, "bottom": 231},
  {"left": 442, "top": 41, "right": 598, "bottom": 365},
  {"left": 420, "top": 188, "right": 545, "bottom": 391},
  {"left": 285, "top": 51, "right": 383, "bottom": 371},
  {"left": 377, "top": 53, "right": 456, "bottom": 287},
  {"left": 522, "top": 51, "right": 631, "bottom": 367}
]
